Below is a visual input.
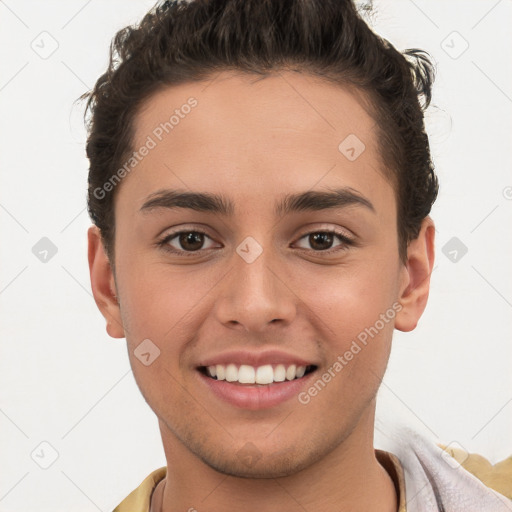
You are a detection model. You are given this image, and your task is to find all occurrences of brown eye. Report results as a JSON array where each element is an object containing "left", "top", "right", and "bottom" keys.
[
  {"left": 159, "top": 229, "right": 217, "bottom": 255},
  {"left": 308, "top": 232, "right": 334, "bottom": 251},
  {"left": 178, "top": 232, "right": 205, "bottom": 251},
  {"left": 295, "top": 230, "right": 354, "bottom": 253}
]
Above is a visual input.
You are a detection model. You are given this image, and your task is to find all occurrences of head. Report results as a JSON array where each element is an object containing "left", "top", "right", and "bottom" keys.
[{"left": 85, "top": 0, "right": 438, "bottom": 478}]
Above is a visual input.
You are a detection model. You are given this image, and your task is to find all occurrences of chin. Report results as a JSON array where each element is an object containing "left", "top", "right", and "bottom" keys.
[
  {"left": 186, "top": 431, "right": 337, "bottom": 480},
  {"left": 198, "top": 450, "right": 314, "bottom": 479}
]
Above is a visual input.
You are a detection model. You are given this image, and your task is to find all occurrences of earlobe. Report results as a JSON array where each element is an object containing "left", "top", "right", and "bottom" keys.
[
  {"left": 395, "top": 217, "right": 436, "bottom": 332},
  {"left": 87, "top": 225, "right": 125, "bottom": 338}
]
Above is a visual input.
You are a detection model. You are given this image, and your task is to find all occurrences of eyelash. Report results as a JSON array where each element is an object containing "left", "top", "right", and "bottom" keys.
[{"left": 156, "top": 227, "right": 355, "bottom": 257}]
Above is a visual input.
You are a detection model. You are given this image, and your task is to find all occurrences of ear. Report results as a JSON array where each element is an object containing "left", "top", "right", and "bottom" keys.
[
  {"left": 87, "top": 225, "right": 125, "bottom": 338},
  {"left": 395, "top": 217, "right": 435, "bottom": 332}
]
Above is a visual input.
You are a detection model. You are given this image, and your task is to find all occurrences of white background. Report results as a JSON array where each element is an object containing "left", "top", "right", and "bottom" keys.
[{"left": 1, "top": 0, "right": 511, "bottom": 510}]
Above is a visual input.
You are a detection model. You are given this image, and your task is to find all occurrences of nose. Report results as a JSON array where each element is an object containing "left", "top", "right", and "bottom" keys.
[{"left": 213, "top": 243, "right": 297, "bottom": 333}]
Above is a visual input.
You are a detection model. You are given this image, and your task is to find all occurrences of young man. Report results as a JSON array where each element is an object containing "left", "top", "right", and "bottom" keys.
[{"left": 84, "top": 0, "right": 512, "bottom": 510}]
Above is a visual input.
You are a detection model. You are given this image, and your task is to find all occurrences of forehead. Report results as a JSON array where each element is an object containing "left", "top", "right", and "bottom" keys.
[
  {"left": 122, "top": 70, "right": 393, "bottom": 215},
  {"left": 133, "top": 69, "right": 377, "bottom": 153}
]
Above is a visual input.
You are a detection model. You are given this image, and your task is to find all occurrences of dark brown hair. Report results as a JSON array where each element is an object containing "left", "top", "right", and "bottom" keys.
[{"left": 81, "top": 0, "right": 439, "bottom": 264}]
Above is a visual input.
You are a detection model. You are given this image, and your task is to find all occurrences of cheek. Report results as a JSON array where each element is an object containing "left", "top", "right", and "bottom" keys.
[
  {"left": 116, "top": 263, "right": 198, "bottom": 413},
  {"left": 297, "top": 260, "right": 399, "bottom": 400},
  {"left": 297, "top": 277, "right": 396, "bottom": 424},
  {"left": 117, "top": 258, "right": 208, "bottom": 342},
  {"left": 304, "top": 261, "right": 399, "bottom": 340}
]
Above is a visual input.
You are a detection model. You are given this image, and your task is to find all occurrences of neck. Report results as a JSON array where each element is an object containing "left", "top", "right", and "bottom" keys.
[{"left": 153, "top": 406, "right": 397, "bottom": 512}]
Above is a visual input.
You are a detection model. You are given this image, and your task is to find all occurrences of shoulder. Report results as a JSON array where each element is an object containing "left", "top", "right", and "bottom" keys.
[
  {"left": 112, "top": 466, "right": 167, "bottom": 512},
  {"left": 377, "top": 425, "right": 512, "bottom": 509},
  {"left": 438, "top": 443, "right": 512, "bottom": 500}
]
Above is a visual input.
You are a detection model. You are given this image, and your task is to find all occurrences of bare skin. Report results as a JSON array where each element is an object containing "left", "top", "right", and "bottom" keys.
[{"left": 88, "top": 70, "right": 435, "bottom": 512}]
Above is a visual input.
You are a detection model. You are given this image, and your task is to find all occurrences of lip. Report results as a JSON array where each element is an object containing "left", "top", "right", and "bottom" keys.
[
  {"left": 196, "top": 349, "right": 318, "bottom": 368},
  {"left": 196, "top": 365, "right": 318, "bottom": 410}
]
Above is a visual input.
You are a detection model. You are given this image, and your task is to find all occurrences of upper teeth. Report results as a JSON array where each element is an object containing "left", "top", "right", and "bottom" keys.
[{"left": 207, "top": 364, "right": 307, "bottom": 384}]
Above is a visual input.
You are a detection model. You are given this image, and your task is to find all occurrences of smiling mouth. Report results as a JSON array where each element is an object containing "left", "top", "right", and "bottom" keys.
[{"left": 198, "top": 364, "right": 318, "bottom": 385}]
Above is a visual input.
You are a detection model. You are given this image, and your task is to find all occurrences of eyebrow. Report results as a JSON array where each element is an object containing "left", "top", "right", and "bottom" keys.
[{"left": 139, "top": 187, "right": 375, "bottom": 217}]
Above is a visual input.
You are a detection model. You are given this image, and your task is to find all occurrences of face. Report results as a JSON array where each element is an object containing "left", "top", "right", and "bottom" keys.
[{"left": 89, "top": 70, "right": 433, "bottom": 478}]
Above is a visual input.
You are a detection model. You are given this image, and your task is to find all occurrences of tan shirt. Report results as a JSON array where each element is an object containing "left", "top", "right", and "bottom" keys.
[{"left": 112, "top": 446, "right": 512, "bottom": 512}]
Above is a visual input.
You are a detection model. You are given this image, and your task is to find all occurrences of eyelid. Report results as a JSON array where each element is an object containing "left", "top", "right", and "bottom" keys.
[{"left": 295, "top": 223, "right": 355, "bottom": 240}]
